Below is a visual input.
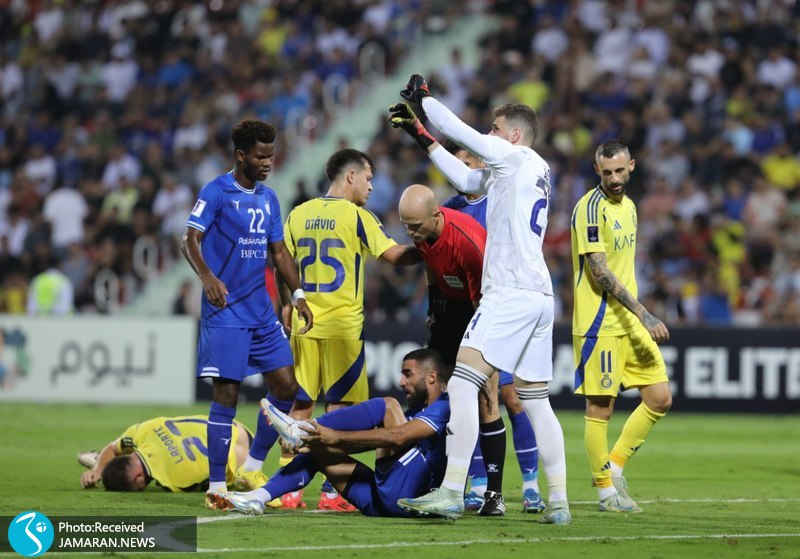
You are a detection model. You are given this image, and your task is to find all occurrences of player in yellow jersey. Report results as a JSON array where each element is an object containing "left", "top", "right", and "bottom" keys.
[
  {"left": 276, "top": 148, "right": 421, "bottom": 509},
  {"left": 571, "top": 140, "right": 672, "bottom": 513},
  {"left": 78, "top": 415, "right": 253, "bottom": 492}
]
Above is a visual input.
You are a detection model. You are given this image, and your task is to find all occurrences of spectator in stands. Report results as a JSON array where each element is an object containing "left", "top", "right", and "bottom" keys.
[
  {"left": 172, "top": 279, "right": 196, "bottom": 316},
  {"left": 42, "top": 183, "right": 88, "bottom": 253},
  {"left": 760, "top": 143, "right": 800, "bottom": 191},
  {"left": 27, "top": 255, "right": 74, "bottom": 315},
  {"left": 101, "top": 176, "right": 139, "bottom": 225},
  {"left": 1, "top": 0, "right": 799, "bottom": 324},
  {"left": 23, "top": 144, "right": 57, "bottom": 195},
  {"left": 699, "top": 267, "right": 733, "bottom": 324},
  {"left": 101, "top": 144, "right": 141, "bottom": 191},
  {"left": 152, "top": 173, "right": 193, "bottom": 240}
]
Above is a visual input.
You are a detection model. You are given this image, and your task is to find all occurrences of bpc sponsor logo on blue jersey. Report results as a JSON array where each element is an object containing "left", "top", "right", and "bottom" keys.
[{"left": 7, "top": 511, "right": 54, "bottom": 557}]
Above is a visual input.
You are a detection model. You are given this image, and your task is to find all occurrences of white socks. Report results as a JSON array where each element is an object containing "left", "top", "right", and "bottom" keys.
[
  {"left": 517, "top": 385, "right": 568, "bottom": 503},
  {"left": 522, "top": 477, "right": 540, "bottom": 493},
  {"left": 252, "top": 487, "right": 272, "bottom": 503},
  {"left": 242, "top": 456, "right": 263, "bottom": 472},
  {"left": 471, "top": 480, "right": 488, "bottom": 495},
  {"left": 441, "top": 364, "right": 485, "bottom": 493}
]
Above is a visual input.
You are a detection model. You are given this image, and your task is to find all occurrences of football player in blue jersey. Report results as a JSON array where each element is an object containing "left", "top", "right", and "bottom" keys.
[
  {"left": 182, "top": 119, "right": 313, "bottom": 509},
  {"left": 206, "top": 348, "right": 452, "bottom": 518}
]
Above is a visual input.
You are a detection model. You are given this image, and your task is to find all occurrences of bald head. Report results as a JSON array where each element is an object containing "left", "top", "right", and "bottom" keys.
[
  {"left": 398, "top": 184, "right": 442, "bottom": 243},
  {"left": 399, "top": 184, "right": 438, "bottom": 220}
]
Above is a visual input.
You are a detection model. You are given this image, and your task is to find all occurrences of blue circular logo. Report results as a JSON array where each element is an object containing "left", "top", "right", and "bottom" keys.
[{"left": 8, "top": 511, "right": 54, "bottom": 557}]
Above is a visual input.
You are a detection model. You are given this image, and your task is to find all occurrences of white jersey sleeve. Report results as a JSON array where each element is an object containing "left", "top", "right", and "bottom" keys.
[
  {"left": 422, "top": 95, "right": 553, "bottom": 295},
  {"left": 429, "top": 146, "right": 490, "bottom": 194},
  {"left": 423, "top": 97, "right": 517, "bottom": 172}
]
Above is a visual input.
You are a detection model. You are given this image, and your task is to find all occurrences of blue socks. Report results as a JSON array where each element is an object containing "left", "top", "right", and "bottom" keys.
[
  {"left": 264, "top": 453, "right": 319, "bottom": 498},
  {"left": 316, "top": 398, "right": 387, "bottom": 431},
  {"left": 208, "top": 402, "right": 236, "bottom": 483},
  {"left": 510, "top": 410, "right": 538, "bottom": 480},
  {"left": 468, "top": 441, "right": 487, "bottom": 492},
  {"left": 251, "top": 394, "right": 292, "bottom": 461}
]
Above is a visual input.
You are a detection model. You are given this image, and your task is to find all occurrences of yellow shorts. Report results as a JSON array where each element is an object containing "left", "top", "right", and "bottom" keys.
[
  {"left": 573, "top": 324, "right": 667, "bottom": 397},
  {"left": 292, "top": 336, "right": 368, "bottom": 404}
]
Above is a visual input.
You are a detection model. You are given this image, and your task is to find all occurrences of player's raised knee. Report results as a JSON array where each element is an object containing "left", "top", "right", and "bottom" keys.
[{"left": 383, "top": 397, "right": 406, "bottom": 426}]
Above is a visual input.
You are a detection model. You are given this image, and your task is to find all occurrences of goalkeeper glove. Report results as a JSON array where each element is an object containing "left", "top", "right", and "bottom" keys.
[
  {"left": 400, "top": 74, "right": 431, "bottom": 107},
  {"left": 389, "top": 102, "right": 436, "bottom": 150}
]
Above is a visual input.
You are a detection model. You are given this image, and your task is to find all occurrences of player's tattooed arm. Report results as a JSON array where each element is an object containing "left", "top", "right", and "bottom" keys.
[
  {"left": 585, "top": 252, "right": 669, "bottom": 342},
  {"left": 586, "top": 252, "right": 642, "bottom": 314}
]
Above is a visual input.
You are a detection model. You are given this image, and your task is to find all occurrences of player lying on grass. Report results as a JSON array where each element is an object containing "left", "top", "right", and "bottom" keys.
[
  {"left": 205, "top": 348, "right": 451, "bottom": 517},
  {"left": 78, "top": 415, "right": 266, "bottom": 493}
]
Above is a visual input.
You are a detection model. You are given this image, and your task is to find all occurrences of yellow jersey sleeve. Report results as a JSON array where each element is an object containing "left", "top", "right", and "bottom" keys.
[
  {"left": 117, "top": 423, "right": 142, "bottom": 455},
  {"left": 355, "top": 207, "right": 397, "bottom": 259},
  {"left": 283, "top": 214, "right": 297, "bottom": 258},
  {"left": 571, "top": 189, "right": 640, "bottom": 337},
  {"left": 572, "top": 189, "right": 607, "bottom": 256}
]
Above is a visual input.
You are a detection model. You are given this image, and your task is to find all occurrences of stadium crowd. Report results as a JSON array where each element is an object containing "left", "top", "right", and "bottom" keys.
[
  {"left": 358, "top": 0, "right": 800, "bottom": 327},
  {"left": 0, "top": 0, "right": 435, "bottom": 312},
  {"left": 1, "top": 0, "right": 799, "bottom": 326}
]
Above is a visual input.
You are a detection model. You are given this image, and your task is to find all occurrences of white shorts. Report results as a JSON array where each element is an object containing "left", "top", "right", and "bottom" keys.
[{"left": 461, "top": 286, "right": 554, "bottom": 382}]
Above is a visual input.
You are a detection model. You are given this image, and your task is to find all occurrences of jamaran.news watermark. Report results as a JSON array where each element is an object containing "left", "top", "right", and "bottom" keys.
[{"left": 2, "top": 511, "right": 197, "bottom": 556}]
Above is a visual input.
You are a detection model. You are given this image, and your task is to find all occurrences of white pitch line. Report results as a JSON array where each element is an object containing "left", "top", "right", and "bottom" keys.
[
  {"left": 573, "top": 497, "right": 800, "bottom": 505},
  {"left": 198, "top": 533, "right": 800, "bottom": 553},
  {"left": 197, "top": 509, "right": 335, "bottom": 524},
  {"left": 5, "top": 535, "right": 797, "bottom": 558},
  {"left": 195, "top": 496, "right": 800, "bottom": 526}
]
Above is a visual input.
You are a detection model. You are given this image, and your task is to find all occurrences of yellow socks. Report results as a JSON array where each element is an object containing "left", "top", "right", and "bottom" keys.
[
  {"left": 610, "top": 403, "right": 665, "bottom": 469},
  {"left": 585, "top": 416, "right": 613, "bottom": 489}
]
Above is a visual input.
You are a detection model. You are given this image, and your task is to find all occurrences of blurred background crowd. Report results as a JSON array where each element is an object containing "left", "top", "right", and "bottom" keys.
[{"left": 1, "top": 0, "right": 799, "bottom": 327}]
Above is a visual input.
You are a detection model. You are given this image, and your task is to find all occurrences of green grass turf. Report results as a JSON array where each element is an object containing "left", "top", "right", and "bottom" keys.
[{"left": 0, "top": 403, "right": 798, "bottom": 559}]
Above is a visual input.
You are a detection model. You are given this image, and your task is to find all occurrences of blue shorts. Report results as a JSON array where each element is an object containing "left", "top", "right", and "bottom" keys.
[
  {"left": 343, "top": 448, "right": 439, "bottom": 517},
  {"left": 196, "top": 322, "right": 293, "bottom": 381},
  {"left": 498, "top": 371, "right": 514, "bottom": 387}
]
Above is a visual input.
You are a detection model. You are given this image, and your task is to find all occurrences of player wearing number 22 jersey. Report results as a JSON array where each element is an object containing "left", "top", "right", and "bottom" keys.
[
  {"left": 282, "top": 149, "right": 421, "bottom": 409},
  {"left": 182, "top": 120, "right": 313, "bottom": 504}
]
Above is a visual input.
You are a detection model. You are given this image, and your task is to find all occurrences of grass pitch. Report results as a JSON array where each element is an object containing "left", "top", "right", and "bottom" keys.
[{"left": 0, "top": 403, "right": 798, "bottom": 558}]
